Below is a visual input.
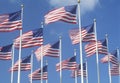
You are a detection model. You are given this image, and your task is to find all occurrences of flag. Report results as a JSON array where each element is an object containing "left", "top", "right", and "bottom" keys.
[
  {"left": 71, "top": 63, "right": 87, "bottom": 77},
  {"left": 85, "top": 39, "right": 108, "bottom": 57},
  {"left": 69, "top": 24, "right": 95, "bottom": 44},
  {"left": 0, "top": 44, "right": 12, "bottom": 60},
  {"left": 0, "top": 10, "right": 22, "bottom": 32},
  {"left": 101, "top": 50, "right": 119, "bottom": 65},
  {"left": 28, "top": 65, "right": 48, "bottom": 80},
  {"left": 35, "top": 41, "right": 60, "bottom": 61},
  {"left": 9, "top": 55, "right": 31, "bottom": 71},
  {"left": 44, "top": 5, "right": 77, "bottom": 24},
  {"left": 14, "top": 28, "right": 43, "bottom": 48},
  {"left": 56, "top": 56, "right": 77, "bottom": 71},
  {"left": 110, "top": 64, "right": 120, "bottom": 76}
]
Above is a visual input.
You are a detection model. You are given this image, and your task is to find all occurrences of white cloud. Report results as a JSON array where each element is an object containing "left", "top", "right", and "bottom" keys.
[{"left": 48, "top": 0, "right": 99, "bottom": 15}]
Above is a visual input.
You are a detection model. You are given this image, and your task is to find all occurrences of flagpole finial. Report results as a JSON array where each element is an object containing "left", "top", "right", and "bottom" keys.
[
  {"left": 46, "top": 60, "right": 48, "bottom": 65},
  {"left": 59, "top": 35, "right": 62, "bottom": 39},
  {"left": 94, "top": 19, "right": 96, "bottom": 22},
  {"left": 41, "top": 22, "right": 44, "bottom": 28},
  {"left": 74, "top": 49, "right": 77, "bottom": 56},
  {"left": 78, "top": 0, "right": 80, "bottom": 3},
  {"left": 21, "top": 4, "right": 24, "bottom": 8},
  {"left": 105, "top": 34, "right": 108, "bottom": 38}
]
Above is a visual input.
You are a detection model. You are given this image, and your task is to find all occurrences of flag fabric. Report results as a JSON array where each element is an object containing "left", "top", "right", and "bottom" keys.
[
  {"left": 85, "top": 39, "right": 108, "bottom": 57},
  {"left": 0, "top": 10, "right": 22, "bottom": 32},
  {"left": 9, "top": 55, "right": 31, "bottom": 71},
  {"left": 35, "top": 41, "right": 60, "bottom": 61},
  {"left": 44, "top": 5, "right": 77, "bottom": 24},
  {"left": 56, "top": 56, "right": 77, "bottom": 71},
  {"left": 69, "top": 24, "right": 95, "bottom": 44},
  {"left": 110, "top": 64, "right": 120, "bottom": 76},
  {"left": 14, "top": 28, "right": 43, "bottom": 48},
  {"left": 71, "top": 63, "right": 87, "bottom": 77},
  {"left": 28, "top": 65, "right": 48, "bottom": 80},
  {"left": 101, "top": 50, "right": 119, "bottom": 65},
  {"left": 0, "top": 44, "right": 12, "bottom": 60}
]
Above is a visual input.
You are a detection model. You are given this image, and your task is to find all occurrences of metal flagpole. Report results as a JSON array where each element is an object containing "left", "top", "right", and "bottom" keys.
[
  {"left": 74, "top": 49, "right": 77, "bottom": 83},
  {"left": 85, "top": 59, "right": 88, "bottom": 83},
  {"left": 75, "top": 70, "right": 77, "bottom": 83},
  {"left": 30, "top": 50, "right": 33, "bottom": 83},
  {"left": 117, "top": 48, "right": 120, "bottom": 83},
  {"left": 46, "top": 60, "right": 48, "bottom": 83},
  {"left": 40, "top": 45, "right": 43, "bottom": 83},
  {"left": 77, "top": 0, "right": 84, "bottom": 83},
  {"left": 59, "top": 36, "right": 62, "bottom": 83},
  {"left": 40, "top": 22, "right": 44, "bottom": 83},
  {"left": 11, "top": 43, "right": 15, "bottom": 83},
  {"left": 105, "top": 34, "right": 112, "bottom": 83},
  {"left": 17, "top": 4, "right": 23, "bottom": 83},
  {"left": 94, "top": 19, "right": 100, "bottom": 83}
]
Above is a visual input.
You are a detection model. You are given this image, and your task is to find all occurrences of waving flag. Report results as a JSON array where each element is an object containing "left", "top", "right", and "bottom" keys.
[
  {"left": 110, "top": 64, "right": 120, "bottom": 76},
  {"left": 35, "top": 41, "right": 59, "bottom": 61},
  {"left": 9, "top": 55, "right": 31, "bottom": 71},
  {"left": 44, "top": 5, "right": 77, "bottom": 24},
  {"left": 14, "top": 28, "right": 43, "bottom": 48},
  {"left": 71, "top": 63, "right": 87, "bottom": 77},
  {"left": 56, "top": 56, "right": 77, "bottom": 71},
  {"left": 0, "top": 44, "right": 12, "bottom": 60},
  {"left": 69, "top": 24, "right": 95, "bottom": 44},
  {"left": 0, "top": 10, "right": 22, "bottom": 32},
  {"left": 28, "top": 65, "right": 48, "bottom": 80},
  {"left": 101, "top": 50, "right": 119, "bottom": 65},
  {"left": 85, "top": 39, "right": 108, "bottom": 57}
]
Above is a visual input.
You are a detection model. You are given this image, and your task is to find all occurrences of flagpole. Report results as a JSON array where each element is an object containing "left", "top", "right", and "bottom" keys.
[
  {"left": 11, "top": 43, "right": 15, "bottom": 83},
  {"left": 46, "top": 60, "right": 48, "bottom": 83},
  {"left": 59, "top": 36, "right": 62, "bottom": 83},
  {"left": 40, "top": 22, "right": 44, "bottom": 83},
  {"left": 77, "top": 0, "right": 84, "bottom": 83},
  {"left": 105, "top": 34, "right": 112, "bottom": 83},
  {"left": 117, "top": 48, "right": 120, "bottom": 83},
  {"left": 17, "top": 4, "right": 23, "bottom": 83},
  {"left": 94, "top": 19, "right": 100, "bottom": 83},
  {"left": 74, "top": 49, "right": 77, "bottom": 83},
  {"left": 30, "top": 50, "right": 33, "bottom": 83},
  {"left": 85, "top": 59, "right": 88, "bottom": 83}
]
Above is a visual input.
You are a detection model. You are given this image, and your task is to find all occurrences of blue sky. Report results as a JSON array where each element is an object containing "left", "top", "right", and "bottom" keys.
[{"left": 0, "top": 0, "right": 120, "bottom": 83}]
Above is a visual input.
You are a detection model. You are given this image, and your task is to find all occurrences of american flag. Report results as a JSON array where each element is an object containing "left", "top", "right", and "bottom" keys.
[
  {"left": 44, "top": 5, "right": 77, "bottom": 24},
  {"left": 0, "top": 10, "right": 22, "bottom": 32},
  {"left": 85, "top": 39, "right": 108, "bottom": 57},
  {"left": 9, "top": 55, "right": 31, "bottom": 71},
  {"left": 101, "top": 50, "right": 119, "bottom": 65},
  {"left": 110, "top": 64, "right": 120, "bottom": 76},
  {"left": 0, "top": 44, "right": 12, "bottom": 60},
  {"left": 69, "top": 24, "right": 95, "bottom": 44},
  {"left": 71, "top": 63, "right": 87, "bottom": 77},
  {"left": 14, "top": 28, "right": 43, "bottom": 48},
  {"left": 28, "top": 65, "right": 48, "bottom": 80},
  {"left": 35, "top": 41, "right": 60, "bottom": 61},
  {"left": 56, "top": 56, "right": 77, "bottom": 71}
]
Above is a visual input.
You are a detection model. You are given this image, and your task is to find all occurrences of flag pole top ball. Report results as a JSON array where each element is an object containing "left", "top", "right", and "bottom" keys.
[
  {"left": 21, "top": 4, "right": 24, "bottom": 8},
  {"left": 94, "top": 19, "right": 96, "bottom": 22},
  {"left": 78, "top": 0, "right": 80, "bottom": 3}
]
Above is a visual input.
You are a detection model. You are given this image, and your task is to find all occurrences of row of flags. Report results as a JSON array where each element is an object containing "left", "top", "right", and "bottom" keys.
[
  {"left": 0, "top": 3, "right": 120, "bottom": 82},
  {"left": 0, "top": 4, "right": 77, "bottom": 32}
]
